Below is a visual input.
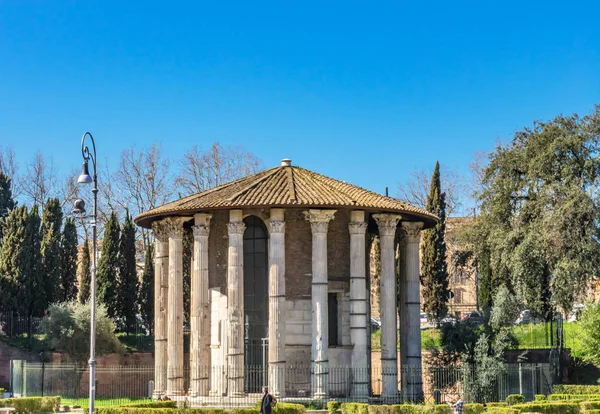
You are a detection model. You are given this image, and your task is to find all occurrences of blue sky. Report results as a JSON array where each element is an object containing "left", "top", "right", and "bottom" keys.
[{"left": 1, "top": 0, "right": 599, "bottom": 204}]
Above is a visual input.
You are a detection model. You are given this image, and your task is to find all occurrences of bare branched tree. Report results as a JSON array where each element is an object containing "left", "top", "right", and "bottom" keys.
[
  {"left": 176, "top": 143, "right": 262, "bottom": 196},
  {"left": 397, "top": 163, "right": 467, "bottom": 217},
  {"left": 114, "top": 143, "right": 174, "bottom": 248},
  {"left": 0, "top": 146, "right": 21, "bottom": 197},
  {"left": 467, "top": 151, "right": 490, "bottom": 212},
  {"left": 21, "top": 152, "right": 58, "bottom": 209}
]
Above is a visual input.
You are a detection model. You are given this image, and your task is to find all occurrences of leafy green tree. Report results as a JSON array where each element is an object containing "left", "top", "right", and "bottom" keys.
[
  {"left": 420, "top": 161, "right": 449, "bottom": 322},
  {"left": 117, "top": 211, "right": 138, "bottom": 333},
  {"left": 139, "top": 243, "right": 154, "bottom": 334},
  {"left": 578, "top": 304, "right": 600, "bottom": 366},
  {"left": 0, "top": 172, "right": 16, "bottom": 244},
  {"left": 468, "top": 106, "right": 600, "bottom": 313},
  {"left": 78, "top": 239, "right": 91, "bottom": 304},
  {"left": 97, "top": 211, "right": 120, "bottom": 319},
  {"left": 41, "top": 198, "right": 63, "bottom": 307},
  {"left": 60, "top": 218, "right": 78, "bottom": 302},
  {"left": 41, "top": 301, "right": 123, "bottom": 364}
]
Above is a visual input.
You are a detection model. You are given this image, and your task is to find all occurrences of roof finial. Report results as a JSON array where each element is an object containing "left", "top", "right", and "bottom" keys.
[{"left": 281, "top": 158, "right": 292, "bottom": 167}]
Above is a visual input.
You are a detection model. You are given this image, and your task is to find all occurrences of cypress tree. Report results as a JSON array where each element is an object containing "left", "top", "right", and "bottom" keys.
[
  {"left": 117, "top": 211, "right": 138, "bottom": 333},
  {"left": 420, "top": 161, "right": 450, "bottom": 322},
  {"left": 0, "top": 206, "right": 28, "bottom": 313},
  {"left": 139, "top": 243, "right": 154, "bottom": 334},
  {"left": 25, "top": 206, "right": 44, "bottom": 346},
  {"left": 79, "top": 239, "right": 91, "bottom": 304},
  {"left": 41, "top": 198, "right": 63, "bottom": 307},
  {"left": 97, "top": 211, "right": 120, "bottom": 319},
  {"left": 0, "top": 173, "right": 16, "bottom": 244},
  {"left": 60, "top": 218, "right": 78, "bottom": 302}
]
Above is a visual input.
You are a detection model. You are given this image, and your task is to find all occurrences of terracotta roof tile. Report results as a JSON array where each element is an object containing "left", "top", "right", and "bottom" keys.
[{"left": 134, "top": 165, "right": 438, "bottom": 228}]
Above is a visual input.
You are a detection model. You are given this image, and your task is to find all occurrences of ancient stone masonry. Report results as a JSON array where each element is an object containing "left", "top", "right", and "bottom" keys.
[
  {"left": 190, "top": 213, "right": 211, "bottom": 396},
  {"left": 373, "top": 214, "right": 401, "bottom": 398},
  {"left": 305, "top": 209, "right": 336, "bottom": 398},
  {"left": 151, "top": 221, "right": 169, "bottom": 398}
]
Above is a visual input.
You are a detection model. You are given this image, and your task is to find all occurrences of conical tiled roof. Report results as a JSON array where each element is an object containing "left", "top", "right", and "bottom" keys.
[{"left": 134, "top": 161, "right": 438, "bottom": 228}]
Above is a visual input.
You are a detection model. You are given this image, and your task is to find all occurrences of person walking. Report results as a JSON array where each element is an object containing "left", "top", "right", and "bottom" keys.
[
  {"left": 260, "top": 386, "right": 276, "bottom": 414},
  {"left": 447, "top": 396, "right": 464, "bottom": 414}
]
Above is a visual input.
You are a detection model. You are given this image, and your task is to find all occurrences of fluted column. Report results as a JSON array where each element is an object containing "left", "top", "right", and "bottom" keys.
[
  {"left": 268, "top": 209, "right": 286, "bottom": 398},
  {"left": 349, "top": 211, "right": 369, "bottom": 397},
  {"left": 190, "top": 213, "right": 212, "bottom": 397},
  {"left": 152, "top": 221, "right": 169, "bottom": 398},
  {"left": 227, "top": 209, "right": 246, "bottom": 396},
  {"left": 374, "top": 213, "right": 401, "bottom": 399},
  {"left": 165, "top": 217, "right": 188, "bottom": 396},
  {"left": 305, "top": 209, "right": 336, "bottom": 399},
  {"left": 401, "top": 221, "right": 424, "bottom": 401}
]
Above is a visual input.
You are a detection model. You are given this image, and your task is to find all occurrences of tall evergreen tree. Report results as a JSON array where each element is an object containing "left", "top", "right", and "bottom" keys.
[
  {"left": 41, "top": 198, "right": 63, "bottom": 307},
  {"left": 79, "top": 239, "right": 91, "bottom": 304},
  {"left": 25, "top": 206, "right": 44, "bottom": 319},
  {"left": 420, "top": 161, "right": 450, "bottom": 322},
  {"left": 97, "top": 211, "right": 120, "bottom": 319},
  {"left": 0, "top": 206, "right": 28, "bottom": 313},
  {"left": 139, "top": 243, "right": 154, "bottom": 334},
  {"left": 0, "top": 173, "right": 16, "bottom": 244},
  {"left": 117, "top": 211, "right": 138, "bottom": 333},
  {"left": 60, "top": 218, "right": 79, "bottom": 302}
]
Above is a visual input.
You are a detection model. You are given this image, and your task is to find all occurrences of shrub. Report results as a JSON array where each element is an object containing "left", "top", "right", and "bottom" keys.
[
  {"left": 535, "top": 395, "right": 547, "bottom": 401},
  {"left": 486, "top": 402, "right": 508, "bottom": 407},
  {"left": 485, "top": 408, "right": 519, "bottom": 414},
  {"left": 328, "top": 401, "right": 340, "bottom": 414},
  {"left": 552, "top": 385, "right": 600, "bottom": 395},
  {"left": 273, "top": 403, "right": 306, "bottom": 414},
  {"left": 0, "top": 396, "right": 61, "bottom": 413},
  {"left": 546, "top": 394, "right": 600, "bottom": 401},
  {"left": 340, "top": 403, "right": 369, "bottom": 414},
  {"left": 581, "top": 401, "right": 600, "bottom": 411},
  {"left": 510, "top": 402, "right": 581, "bottom": 413},
  {"left": 464, "top": 404, "right": 485, "bottom": 414},
  {"left": 230, "top": 409, "right": 259, "bottom": 414},
  {"left": 506, "top": 394, "right": 526, "bottom": 406}
]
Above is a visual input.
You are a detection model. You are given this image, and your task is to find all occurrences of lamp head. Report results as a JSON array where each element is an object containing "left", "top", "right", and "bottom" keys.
[
  {"left": 72, "top": 198, "right": 86, "bottom": 214},
  {"left": 78, "top": 161, "right": 93, "bottom": 184}
]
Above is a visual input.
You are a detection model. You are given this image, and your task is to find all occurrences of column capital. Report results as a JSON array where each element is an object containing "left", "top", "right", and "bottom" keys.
[
  {"left": 163, "top": 217, "right": 189, "bottom": 240},
  {"left": 304, "top": 209, "right": 336, "bottom": 234},
  {"left": 227, "top": 221, "right": 246, "bottom": 235},
  {"left": 373, "top": 214, "right": 401, "bottom": 237},
  {"left": 349, "top": 221, "right": 367, "bottom": 235},
  {"left": 402, "top": 221, "right": 424, "bottom": 243},
  {"left": 152, "top": 220, "right": 170, "bottom": 243},
  {"left": 192, "top": 224, "right": 210, "bottom": 239},
  {"left": 269, "top": 220, "right": 285, "bottom": 234}
]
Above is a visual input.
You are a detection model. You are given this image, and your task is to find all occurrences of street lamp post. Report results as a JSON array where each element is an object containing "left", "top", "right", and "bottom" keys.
[{"left": 74, "top": 132, "right": 98, "bottom": 414}]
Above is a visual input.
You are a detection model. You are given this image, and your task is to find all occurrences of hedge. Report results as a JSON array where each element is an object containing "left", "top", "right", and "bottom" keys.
[
  {"left": 339, "top": 404, "right": 483, "bottom": 414},
  {"left": 273, "top": 403, "right": 306, "bottom": 414},
  {"left": 506, "top": 395, "right": 525, "bottom": 406},
  {"left": 552, "top": 385, "right": 600, "bottom": 395},
  {"left": 119, "top": 402, "right": 178, "bottom": 409},
  {"left": 580, "top": 401, "right": 600, "bottom": 411},
  {"left": 0, "top": 396, "right": 61, "bottom": 413},
  {"left": 547, "top": 394, "right": 600, "bottom": 401},
  {"left": 341, "top": 403, "right": 369, "bottom": 414}
]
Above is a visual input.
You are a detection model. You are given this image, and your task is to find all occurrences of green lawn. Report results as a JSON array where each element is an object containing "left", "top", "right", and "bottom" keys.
[{"left": 60, "top": 397, "right": 149, "bottom": 408}]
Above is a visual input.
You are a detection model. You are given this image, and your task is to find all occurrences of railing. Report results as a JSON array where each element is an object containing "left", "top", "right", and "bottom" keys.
[{"left": 10, "top": 361, "right": 553, "bottom": 407}]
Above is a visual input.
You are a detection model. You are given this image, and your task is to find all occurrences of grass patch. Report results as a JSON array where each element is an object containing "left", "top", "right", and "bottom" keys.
[
  {"left": 370, "top": 328, "right": 440, "bottom": 350},
  {"left": 61, "top": 397, "right": 150, "bottom": 408}
]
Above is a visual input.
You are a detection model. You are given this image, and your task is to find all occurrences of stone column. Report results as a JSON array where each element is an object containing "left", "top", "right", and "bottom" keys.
[
  {"left": 374, "top": 214, "right": 401, "bottom": 399},
  {"left": 165, "top": 217, "right": 188, "bottom": 396},
  {"left": 268, "top": 208, "right": 286, "bottom": 398},
  {"left": 152, "top": 221, "right": 169, "bottom": 398},
  {"left": 349, "top": 211, "right": 368, "bottom": 397},
  {"left": 190, "top": 213, "right": 212, "bottom": 397},
  {"left": 400, "top": 222, "right": 424, "bottom": 401},
  {"left": 305, "top": 209, "right": 336, "bottom": 399},
  {"left": 227, "top": 210, "right": 246, "bottom": 396}
]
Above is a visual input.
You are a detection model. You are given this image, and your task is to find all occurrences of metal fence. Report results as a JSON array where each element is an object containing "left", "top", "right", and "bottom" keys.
[
  {"left": 0, "top": 313, "right": 43, "bottom": 337},
  {"left": 10, "top": 361, "right": 553, "bottom": 407}
]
